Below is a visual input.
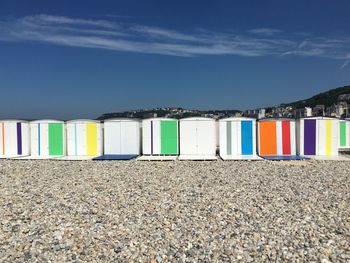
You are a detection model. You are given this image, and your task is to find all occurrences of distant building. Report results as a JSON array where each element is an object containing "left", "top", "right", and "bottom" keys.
[
  {"left": 246, "top": 109, "right": 257, "bottom": 116},
  {"left": 346, "top": 104, "right": 350, "bottom": 118},
  {"left": 258, "top": 109, "right": 266, "bottom": 119},
  {"left": 313, "top": 105, "right": 325, "bottom": 116},
  {"left": 295, "top": 108, "right": 304, "bottom": 118},
  {"left": 143, "top": 113, "right": 157, "bottom": 119},
  {"left": 336, "top": 94, "right": 350, "bottom": 118},
  {"left": 306, "top": 107, "right": 312, "bottom": 117},
  {"left": 336, "top": 103, "right": 346, "bottom": 117},
  {"left": 295, "top": 107, "right": 313, "bottom": 118},
  {"left": 338, "top": 94, "right": 350, "bottom": 102},
  {"left": 243, "top": 108, "right": 265, "bottom": 119}
]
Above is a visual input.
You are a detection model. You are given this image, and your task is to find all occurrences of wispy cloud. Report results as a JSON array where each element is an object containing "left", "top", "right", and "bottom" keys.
[
  {"left": 248, "top": 28, "right": 283, "bottom": 36},
  {"left": 340, "top": 53, "right": 350, "bottom": 69},
  {"left": 131, "top": 25, "right": 198, "bottom": 41},
  {"left": 340, "top": 59, "right": 350, "bottom": 69},
  {"left": 22, "top": 14, "right": 116, "bottom": 29},
  {"left": 0, "top": 14, "right": 350, "bottom": 60}
]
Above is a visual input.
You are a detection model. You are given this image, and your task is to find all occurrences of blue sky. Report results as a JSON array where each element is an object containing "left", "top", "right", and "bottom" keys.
[{"left": 1, "top": 0, "right": 350, "bottom": 119}]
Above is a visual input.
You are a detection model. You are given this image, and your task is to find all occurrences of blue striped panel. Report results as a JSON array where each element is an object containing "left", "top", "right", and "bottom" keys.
[{"left": 241, "top": 121, "right": 253, "bottom": 155}]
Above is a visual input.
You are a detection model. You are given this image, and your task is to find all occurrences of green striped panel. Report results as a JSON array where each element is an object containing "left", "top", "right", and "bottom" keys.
[
  {"left": 49, "top": 123, "right": 64, "bottom": 156},
  {"left": 340, "top": 121, "right": 346, "bottom": 147},
  {"left": 160, "top": 120, "right": 178, "bottom": 154}
]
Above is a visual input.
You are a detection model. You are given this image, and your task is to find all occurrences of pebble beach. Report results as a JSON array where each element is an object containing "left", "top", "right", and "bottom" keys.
[{"left": 0, "top": 159, "right": 349, "bottom": 262}]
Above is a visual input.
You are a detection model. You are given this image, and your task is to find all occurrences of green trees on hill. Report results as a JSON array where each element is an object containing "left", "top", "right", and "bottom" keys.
[{"left": 282, "top": 85, "right": 350, "bottom": 108}]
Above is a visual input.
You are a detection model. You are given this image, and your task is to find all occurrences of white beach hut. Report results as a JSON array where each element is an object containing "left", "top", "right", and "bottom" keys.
[
  {"left": 64, "top": 119, "right": 103, "bottom": 160},
  {"left": 0, "top": 120, "right": 30, "bottom": 158},
  {"left": 95, "top": 118, "right": 140, "bottom": 160},
  {"left": 219, "top": 117, "right": 261, "bottom": 160},
  {"left": 296, "top": 117, "right": 341, "bottom": 159},
  {"left": 178, "top": 117, "right": 217, "bottom": 160},
  {"left": 138, "top": 118, "right": 179, "bottom": 161},
  {"left": 339, "top": 119, "right": 350, "bottom": 149},
  {"left": 26, "top": 120, "right": 65, "bottom": 159}
]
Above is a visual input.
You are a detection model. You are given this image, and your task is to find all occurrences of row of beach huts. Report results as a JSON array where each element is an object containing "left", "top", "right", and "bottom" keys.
[{"left": 0, "top": 117, "right": 350, "bottom": 161}]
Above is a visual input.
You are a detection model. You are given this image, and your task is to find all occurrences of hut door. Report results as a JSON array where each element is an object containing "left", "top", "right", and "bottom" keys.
[
  {"left": 104, "top": 122, "right": 121, "bottom": 155},
  {"left": 318, "top": 120, "right": 327, "bottom": 155},
  {"left": 197, "top": 121, "right": 215, "bottom": 155},
  {"left": 77, "top": 123, "right": 87, "bottom": 156},
  {"left": 241, "top": 121, "right": 253, "bottom": 155},
  {"left": 339, "top": 121, "right": 346, "bottom": 147},
  {"left": 67, "top": 124, "right": 77, "bottom": 156},
  {"left": 142, "top": 121, "right": 152, "bottom": 155},
  {"left": 48, "top": 123, "right": 63, "bottom": 156},
  {"left": 86, "top": 123, "right": 98, "bottom": 156},
  {"left": 180, "top": 121, "right": 197, "bottom": 155},
  {"left": 304, "top": 120, "right": 316, "bottom": 155},
  {"left": 331, "top": 121, "right": 339, "bottom": 155},
  {"left": 31, "top": 124, "right": 40, "bottom": 156},
  {"left": 6, "top": 123, "right": 17, "bottom": 157},
  {"left": 160, "top": 120, "right": 178, "bottom": 155},
  {"left": 0, "top": 122, "right": 4, "bottom": 157},
  {"left": 121, "top": 122, "right": 139, "bottom": 155},
  {"left": 259, "top": 122, "right": 277, "bottom": 155}
]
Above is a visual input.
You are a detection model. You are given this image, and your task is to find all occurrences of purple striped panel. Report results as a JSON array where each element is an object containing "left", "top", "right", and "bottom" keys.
[
  {"left": 17, "top": 123, "right": 22, "bottom": 155},
  {"left": 304, "top": 120, "right": 316, "bottom": 155}
]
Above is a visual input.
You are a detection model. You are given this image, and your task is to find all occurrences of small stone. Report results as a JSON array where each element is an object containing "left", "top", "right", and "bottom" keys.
[{"left": 24, "top": 252, "right": 31, "bottom": 262}]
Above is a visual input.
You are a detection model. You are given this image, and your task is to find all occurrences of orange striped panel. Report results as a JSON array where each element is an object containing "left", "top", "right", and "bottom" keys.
[{"left": 259, "top": 121, "right": 277, "bottom": 155}]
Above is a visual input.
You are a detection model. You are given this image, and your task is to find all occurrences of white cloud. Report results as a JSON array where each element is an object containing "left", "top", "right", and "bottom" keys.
[{"left": 0, "top": 14, "right": 350, "bottom": 60}]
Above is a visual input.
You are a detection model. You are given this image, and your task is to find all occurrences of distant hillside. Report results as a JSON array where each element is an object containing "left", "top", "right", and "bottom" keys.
[
  {"left": 281, "top": 85, "right": 350, "bottom": 108},
  {"left": 97, "top": 108, "right": 241, "bottom": 120},
  {"left": 96, "top": 85, "right": 350, "bottom": 120}
]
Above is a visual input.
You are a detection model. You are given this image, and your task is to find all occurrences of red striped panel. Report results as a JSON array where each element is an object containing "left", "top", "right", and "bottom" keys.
[{"left": 282, "top": 121, "right": 291, "bottom": 155}]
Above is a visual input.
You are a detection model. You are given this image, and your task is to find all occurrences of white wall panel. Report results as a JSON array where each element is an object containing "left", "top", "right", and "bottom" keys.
[
  {"left": 152, "top": 120, "right": 161, "bottom": 155},
  {"left": 180, "top": 120, "right": 197, "bottom": 155},
  {"left": 197, "top": 120, "right": 216, "bottom": 155},
  {"left": 104, "top": 122, "right": 121, "bottom": 154},
  {"left": 120, "top": 121, "right": 140, "bottom": 155},
  {"left": 276, "top": 121, "right": 282, "bottom": 155},
  {"left": 290, "top": 121, "right": 296, "bottom": 155}
]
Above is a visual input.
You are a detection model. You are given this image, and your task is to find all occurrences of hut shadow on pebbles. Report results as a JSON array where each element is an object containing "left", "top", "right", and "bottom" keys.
[{"left": 270, "top": 160, "right": 314, "bottom": 166}]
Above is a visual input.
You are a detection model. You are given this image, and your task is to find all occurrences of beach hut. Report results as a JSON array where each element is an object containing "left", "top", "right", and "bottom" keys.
[
  {"left": 65, "top": 120, "right": 103, "bottom": 160},
  {"left": 178, "top": 117, "right": 217, "bottom": 160},
  {"left": 28, "top": 120, "right": 65, "bottom": 159},
  {"left": 138, "top": 118, "right": 178, "bottom": 160},
  {"left": 0, "top": 120, "right": 30, "bottom": 158},
  {"left": 296, "top": 117, "right": 339, "bottom": 158},
  {"left": 339, "top": 119, "right": 350, "bottom": 149},
  {"left": 94, "top": 118, "right": 140, "bottom": 160},
  {"left": 219, "top": 118, "right": 261, "bottom": 160},
  {"left": 257, "top": 118, "right": 297, "bottom": 160}
]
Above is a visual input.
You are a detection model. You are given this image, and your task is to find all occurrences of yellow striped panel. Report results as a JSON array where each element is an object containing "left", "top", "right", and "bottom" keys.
[
  {"left": 325, "top": 120, "right": 332, "bottom": 156},
  {"left": 86, "top": 123, "right": 97, "bottom": 156}
]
